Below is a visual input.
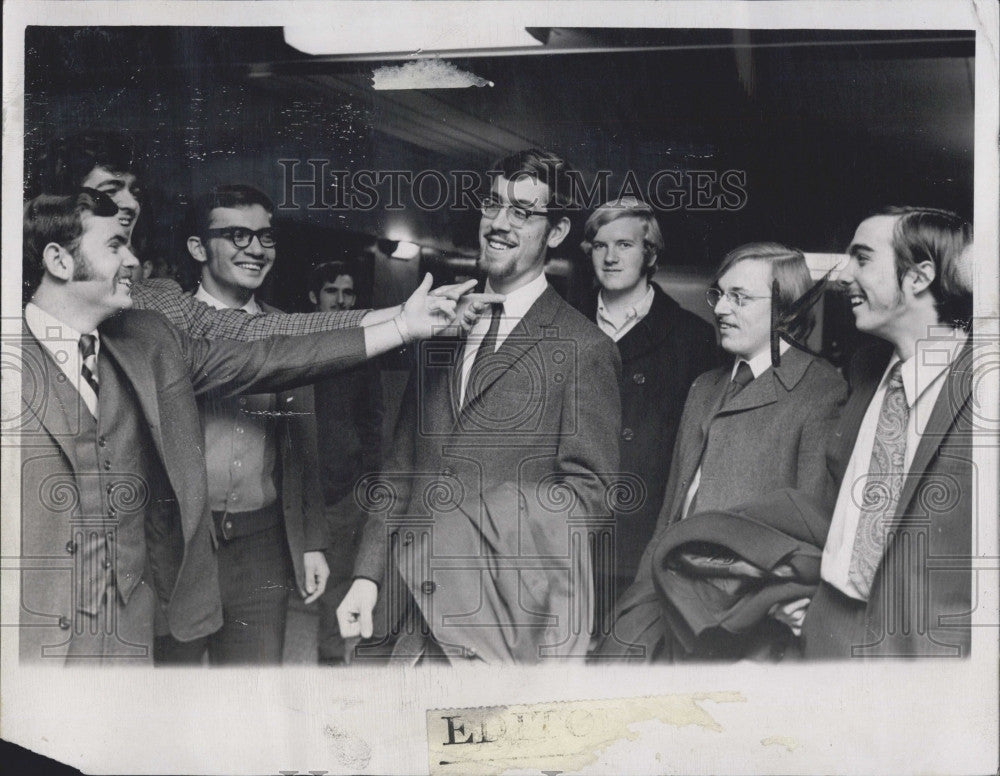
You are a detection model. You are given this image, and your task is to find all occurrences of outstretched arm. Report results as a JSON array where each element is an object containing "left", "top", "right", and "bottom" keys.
[{"left": 131, "top": 277, "right": 368, "bottom": 339}]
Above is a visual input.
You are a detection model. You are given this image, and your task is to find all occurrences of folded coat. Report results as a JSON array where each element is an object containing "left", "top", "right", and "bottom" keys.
[{"left": 649, "top": 488, "right": 831, "bottom": 657}]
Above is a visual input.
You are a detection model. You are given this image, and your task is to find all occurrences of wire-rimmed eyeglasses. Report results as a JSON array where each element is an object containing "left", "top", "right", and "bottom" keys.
[{"left": 705, "top": 288, "right": 772, "bottom": 309}]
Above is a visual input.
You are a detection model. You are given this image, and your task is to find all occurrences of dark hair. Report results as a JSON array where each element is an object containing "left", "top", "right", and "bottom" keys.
[
  {"left": 309, "top": 260, "right": 356, "bottom": 296},
  {"left": 487, "top": 148, "right": 582, "bottom": 227},
  {"left": 581, "top": 197, "right": 665, "bottom": 280},
  {"left": 189, "top": 184, "right": 275, "bottom": 239},
  {"left": 36, "top": 131, "right": 141, "bottom": 195},
  {"left": 712, "top": 242, "right": 815, "bottom": 342},
  {"left": 879, "top": 206, "right": 973, "bottom": 327},
  {"left": 22, "top": 190, "right": 118, "bottom": 301}
]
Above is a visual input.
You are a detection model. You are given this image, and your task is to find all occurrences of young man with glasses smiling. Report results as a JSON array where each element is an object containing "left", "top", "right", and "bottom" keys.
[
  {"left": 596, "top": 242, "right": 847, "bottom": 662},
  {"left": 337, "top": 149, "right": 622, "bottom": 663},
  {"left": 154, "top": 184, "right": 330, "bottom": 664}
]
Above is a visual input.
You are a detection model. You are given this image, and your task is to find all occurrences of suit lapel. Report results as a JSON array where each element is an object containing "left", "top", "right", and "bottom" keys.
[
  {"left": 98, "top": 324, "right": 164, "bottom": 452},
  {"left": 894, "top": 336, "right": 973, "bottom": 520},
  {"left": 19, "top": 323, "right": 85, "bottom": 467},
  {"left": 458, "top": 285, "right": 560, "bottom": 415}
]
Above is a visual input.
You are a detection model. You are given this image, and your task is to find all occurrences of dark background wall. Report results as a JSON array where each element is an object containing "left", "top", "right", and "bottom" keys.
[{"left": 23, "top": 26, "right": 974, "bottom": 329}]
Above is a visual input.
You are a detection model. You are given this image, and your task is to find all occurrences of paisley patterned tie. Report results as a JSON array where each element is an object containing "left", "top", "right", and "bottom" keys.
[{"left": 848, "top": 361, "right": 908, "bottom": 598}]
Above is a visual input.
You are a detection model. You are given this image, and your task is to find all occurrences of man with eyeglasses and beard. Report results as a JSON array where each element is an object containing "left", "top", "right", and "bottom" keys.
[
  {"left": 336, "top": 149, "right": 623, "bottom": 664},
  {"left": 596, "top": 242, "right": 846, "bottom": 662}
]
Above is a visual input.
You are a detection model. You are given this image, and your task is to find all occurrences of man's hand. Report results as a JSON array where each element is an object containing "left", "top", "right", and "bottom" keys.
[
  {"left": 769, "top": 597, "right": 811, "bottom": 637},
  {"left": 336, "top": 578, "right": 379, "bottom": 638},
  {"left": 302, "top": 551, "right": 330, "bottom": 604},
  {"left": 399, "top": 273, "right": 460, "bottom": 341}
]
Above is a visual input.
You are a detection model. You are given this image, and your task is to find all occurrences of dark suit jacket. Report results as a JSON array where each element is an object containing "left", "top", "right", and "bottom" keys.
[
  {"left": 353, "top": 285, "right": 622, "bottom": 662},
  {"left": 259, "top": 300, "right": 327, "bottom": 592},
  {"left": 597, "top": 346, "right": 847, "bottom": 660},
  {"left": 802, "top": 336, "right": 974, "bottom": 657},
  {"left": 582, "top": 283, "right": 720, "bottom": 582},
  {"left": 18, "top": 309, "right": 365, "bottom": 661}
]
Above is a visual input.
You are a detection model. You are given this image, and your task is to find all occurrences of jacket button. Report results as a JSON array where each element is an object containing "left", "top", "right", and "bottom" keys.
[
  {"left": 65, "top": 540, "right": 77, "bottom": 555},
  {"left": 58, "top": 616, "right": 71, "bottom": 630},
  {"left": 98, "top": 436, "right": 107, "bottom": 447},
  {"left": 103, "top": 460, "right": 112, "bottom": 471},
  {"left": 633, "top": 372, "right": 646, "bottom": 385},
  {"left": 465, "top": 646, "right": 477, "bottom": 659},
  {"left": 106, "top": 483, "right": 114, "bottom": 494},
  {"left": 102, "top": 559, "right": 113, "bottom": 570},
  {"left": 622, "top": 428, "right": 635, "bottom": 441},
  {"left": 224, "top": 520, "right": 233, "bottom": 531},
  {"left": 421, "top": 580, "right": 436, "bottom": 595}
]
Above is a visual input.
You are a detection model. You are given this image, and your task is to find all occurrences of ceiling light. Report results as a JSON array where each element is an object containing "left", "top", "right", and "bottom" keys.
[
  {"left": 284, "top": 19, "right": 541, "bottom": 58},
  {"left": 391, "top": 241, "right": 421, "bottom": 260}
]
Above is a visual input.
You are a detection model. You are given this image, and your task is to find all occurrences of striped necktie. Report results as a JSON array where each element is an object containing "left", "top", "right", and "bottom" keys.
[{"left": 78, "top": 333, "right": 99, "bottom": 396}]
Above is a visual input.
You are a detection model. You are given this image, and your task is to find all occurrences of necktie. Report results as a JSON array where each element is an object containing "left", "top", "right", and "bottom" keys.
[
  {"left": 463, "top": 303, "right": 503, "bottom": 409},
  {"left": 848, "top": 361, "right": 908, "bottom": 598},
  {"left": 79, "top": 333, "right": 99, "bottom": 396},
  {"left": 726, "top": 360, "right": 755, "bottom": 403}
]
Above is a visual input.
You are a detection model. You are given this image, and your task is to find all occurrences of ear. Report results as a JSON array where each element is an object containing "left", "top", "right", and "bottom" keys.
[
  {"left": 308, "top": 290, "right": 318, "bottom": 306},
  {"left": 906, "top": 260, "right": 936, "bottom": 296},
  {"left": 545, "top": 217, "right": 572, "bottom": 250},
  {"left": 42, "top": 242, "right": 74, "bottom": 281},
  {"left": 187, "top": 236, "right": 208, "bottom": 264}
]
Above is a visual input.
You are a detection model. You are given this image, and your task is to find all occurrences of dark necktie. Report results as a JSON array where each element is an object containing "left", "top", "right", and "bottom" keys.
[
  {"left": 726, "top": 360, "right": 755, "bottom": 403},
  {"left": 848, "top": 361, "right": 908, "bottom": 598},
  {"left": 78, "top": 333, "right": 99, "bottom": 396},
  {"left": 463, "top": 303, "right": 503, "bottom": 409}
]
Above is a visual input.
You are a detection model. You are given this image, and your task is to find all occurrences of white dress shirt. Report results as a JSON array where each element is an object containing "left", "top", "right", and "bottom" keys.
[
  {"left": 458, "top": 271, "right": 549, "bottom": 406},
  {"left": 194, "top": 284, "right": 262, "bottom": 315},
  {"left": 24, "top": 302, "right": 100, "bottom": 419},
  {"left": 820, "top": 331, "right": 968, "bottom": 601},
  {"left": 681, "top": 339, "right": 791, "bottom": 519},
  {"left": 596, "top": 284, "right": 655, "bottom": 342}
]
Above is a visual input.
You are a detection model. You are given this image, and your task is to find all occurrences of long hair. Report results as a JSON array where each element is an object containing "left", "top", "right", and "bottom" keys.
[
  {"left": 881, "top": 206, "right": 973, "bottom": 328},
  {"left": 712, "top": 242, "right": 815, "bottom": 342}
]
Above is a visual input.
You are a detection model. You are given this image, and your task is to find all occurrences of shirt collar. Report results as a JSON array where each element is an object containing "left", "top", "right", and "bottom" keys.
[
  {"left": 596, "top": 285, "right": 655, "bottom": 328},
  {"left": 734, "top": 338, "right": 791, "bottom": 380},
  {"left": 195, "top": 284, "right": 260, "bottom": 314},
  {"left": 887, "top": 329, "right": 968, "bottom": 408},
  {"left": 484, "top": 271, "right": 548, "bottom": 319},
  {"left": 24, "top": 301, "right": 99, "bottom": 349}
]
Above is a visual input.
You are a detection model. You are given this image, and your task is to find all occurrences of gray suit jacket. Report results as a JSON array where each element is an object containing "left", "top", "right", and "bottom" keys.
[
  {"left": 598, "top": 346, "right": 847, "bottom": 659},
  {"left": 17, "top": 309, "right": 366, "bottom": 662},
  {"left": 353, "top": 285, "right": 622, "bottom": 662},
  {"left": 802, "top": 336, "right": 974, "bottom": 657}
]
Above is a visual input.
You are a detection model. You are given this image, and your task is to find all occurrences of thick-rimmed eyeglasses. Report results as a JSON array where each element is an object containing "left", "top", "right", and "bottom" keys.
[
  {"left": 205, "top": 227, "right": 276, "bottom": 249},
  {"left": 705, "top": 288, "right": 772, "bottom": 309},
  {"left": 480, "top": 197, "right": 549, "bottom": 227}
]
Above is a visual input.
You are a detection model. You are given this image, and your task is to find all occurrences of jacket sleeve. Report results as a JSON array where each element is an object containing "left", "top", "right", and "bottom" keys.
[
  {"left": 132, "top": 278, "right": 369, "bottom": 339},
  {"left": 169, "top": 324, "right": 367, "bottom": 398},
  {"left": 557, "top": 333, "right": 622, "bottom": 518},
  {"left": 351, "top": 357, "right": 419, "bottom": 585},
  {"left": 295, "top": 385, "right": 328, "bottom": 553},
  {"left": 794, "top": 370, "right": 848, "bottom": 512}
]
